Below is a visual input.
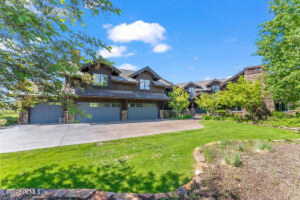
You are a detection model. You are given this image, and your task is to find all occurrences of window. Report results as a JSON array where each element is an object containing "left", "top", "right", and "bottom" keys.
[
  {"left": 188, "top": 87, "right": 196, "bottom": 97},
  {"left": 275, "top": 102, "right": 288, "bottom": 112},
  {"left": 211, "top": 85, "right": 220, "bottom": 93},
  {"left": 140, "top": 79, "right": 150, "bottom": 90},
  {"left": 94, "top": 74, "right": 108, "bottom": 87}
]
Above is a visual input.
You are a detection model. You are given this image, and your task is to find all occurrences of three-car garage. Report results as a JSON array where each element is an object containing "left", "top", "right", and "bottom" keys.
[{"left": 29, "top": 102, "right": 160, "bottom": 124}]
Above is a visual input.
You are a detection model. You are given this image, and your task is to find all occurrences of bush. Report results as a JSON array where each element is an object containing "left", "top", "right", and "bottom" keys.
[
  {"left": 176, "top": 114, "right": 193, "bottom": 120},
  {"left": 271, "top": 111, "right": 291, "bottom": 119},
  {"left": 225, "top": 153, "right": 242, "bottom": 167}
]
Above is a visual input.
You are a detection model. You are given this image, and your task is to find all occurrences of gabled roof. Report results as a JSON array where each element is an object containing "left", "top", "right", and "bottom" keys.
[
  {"left": 81, "top": 62, "right": 121, "bottom": 75},
  {"left": 129, "top": 66, "right": 162, "bottom": 81},
  {"left": 221, "top": 65, "right": 263, "bottom": 87},
  {"left": 177, "top": 79, "right": 226, "bottom": 91}
]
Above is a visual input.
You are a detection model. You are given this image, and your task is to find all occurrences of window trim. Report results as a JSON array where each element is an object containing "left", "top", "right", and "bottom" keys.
[
  {"left": 211, "top": 84, "right": 220, "bottom": 93},
  {"left": 94, "top": 73, "right": 109, "bottom": 87},
  {"left": 139, "top": 79, "right": 151, "bottom": 90}
]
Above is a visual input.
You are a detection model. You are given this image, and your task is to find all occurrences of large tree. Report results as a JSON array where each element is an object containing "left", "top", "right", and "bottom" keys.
[
  {"left": 257, "top": 0, "right": 300, "bottom": 103},
  {"left": 168, "top": 87, "right": 190, "bottom": 117},
  {"left": 0, "top": 0, "right": 120, "bottom": 110}
]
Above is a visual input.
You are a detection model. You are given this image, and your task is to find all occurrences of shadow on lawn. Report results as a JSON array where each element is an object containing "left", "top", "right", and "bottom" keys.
[{"left": 1, "top": 160, "right": 189, "bottom": 193}]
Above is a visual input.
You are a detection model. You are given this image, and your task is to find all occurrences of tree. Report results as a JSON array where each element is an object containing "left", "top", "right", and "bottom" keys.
[
  {"left": 257, "top": 0, "right": 300, "bottom": 103},
  {"left": 0, "top": 0, "right": 120, "bottom": 110},
  {"left": 221, "top": 77, "right": 268, "bottom": 121},
  {"left": 195, "top": 93, "right": 222, "bottom": 115},
  {"left": 168, "top": 87, "right": 190, "bottom": 117}
]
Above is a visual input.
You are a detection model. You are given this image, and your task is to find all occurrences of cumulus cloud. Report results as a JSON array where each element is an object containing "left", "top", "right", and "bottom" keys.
[
  {"left": 118, "top": 63, "right": 138, "bottom": 71},
  {"left": 153, "top": 43, "right": 171, "bottom": 53},
  {"left": 107, "top": 20, "right": 166, "bottom": 45},
  {"left": 97, "top": 45, "right": 134, "bottom": 58}
]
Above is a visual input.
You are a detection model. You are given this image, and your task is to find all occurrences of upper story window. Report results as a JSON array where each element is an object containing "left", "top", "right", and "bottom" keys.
[
  {"left": 93, "top": 74, "right": 108, "bottom": 87},
  {"left": 211, "top": 85, "right": 220, "bottom": 93},
  {"left": 140, "top": 79, "right": 150, "bottom": 90},
  {"left": 188, "top": 87, "right": 196, "bottom": 97}
]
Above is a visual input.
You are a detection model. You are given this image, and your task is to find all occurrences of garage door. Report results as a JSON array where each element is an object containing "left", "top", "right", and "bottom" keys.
[
  {"left": 75, "top": 102, "right": 121, "bottom": 123},
  {"left": 128, "top": 103, "right": 158, "bottom": 121},
  {"left": 30, "top": 103, "right": 63, "bottom": 124}
]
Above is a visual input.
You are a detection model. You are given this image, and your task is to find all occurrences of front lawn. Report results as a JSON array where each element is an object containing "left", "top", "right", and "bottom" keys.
[
  {"left": 0, "top": 110, "right": 18, "bottom": 126},
  {"left": 1, "top": 121, "right": 299, "bottom": 193}
]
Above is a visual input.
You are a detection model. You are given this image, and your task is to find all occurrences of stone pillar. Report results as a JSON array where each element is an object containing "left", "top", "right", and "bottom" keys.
[
  {"left": 121, "top": 110, "right": 128, "bottom": 121},
  {"left": 160, "top": 110, "right": 164, "bottom": 119},
  {"left": 64, "top": 110, "right": 75, "bottom": 124},
  {"left": 19, "top": 110, "right": 29, "bottom": 124}
]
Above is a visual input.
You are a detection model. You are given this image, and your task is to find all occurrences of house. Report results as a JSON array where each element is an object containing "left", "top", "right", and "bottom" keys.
[
  {"left": 22, "top": 62, "right": 173, "bottom": 124},
  {"left": 177, "top": 79, "right": 226, "bottom": 113},
  {"left": 221, "top": 65, "right": 275, "bottom": 113},
  {"left": 177, "top": 65, "right": 278, "bottom": 114}
]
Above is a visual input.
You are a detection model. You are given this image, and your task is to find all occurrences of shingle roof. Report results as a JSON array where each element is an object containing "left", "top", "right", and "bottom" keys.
[
  {"left": 177, "top": 79, "right": 226, "bottom": 91},
  {"left": 112, "top": 69, "right": 173, "bottom": 88}
]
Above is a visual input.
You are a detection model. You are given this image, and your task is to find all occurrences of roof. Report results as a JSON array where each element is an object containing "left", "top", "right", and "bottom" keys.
[
  {"left": 80, "top": 64, "right": 173, "bottom": 88},
  {"left": 75, "top": 88, "right": 170, "bottom": 101},
  {"left": 81, "top": 62, "right": 121, "bottom": 75},
  {"left": 129, "top": 66, "right": 162, "bottom": 81},
  {"left": 177, "top": 79, "right": 226, "bottom": 91},
  {"left": 110, "top": 68, "right": 173, "bottom": 88},
  {"left": 221, "top": 65, "right": 264, "bottom": 87}
]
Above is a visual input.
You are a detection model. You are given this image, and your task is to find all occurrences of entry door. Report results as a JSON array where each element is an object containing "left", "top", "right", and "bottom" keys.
[
  {"left": 128, "top": 103, "right": 158, "bottom": 121},
  {"left": 75, "top": 102, "right": 121, "bottom": 123},
  {"left": 30, "top": 103, "right": 63, "bottom": 124}
]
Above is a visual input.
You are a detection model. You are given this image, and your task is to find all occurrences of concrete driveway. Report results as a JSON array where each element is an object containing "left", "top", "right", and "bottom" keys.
[{"left": 0, "top": 120, "right": 202, "bottom": 153}]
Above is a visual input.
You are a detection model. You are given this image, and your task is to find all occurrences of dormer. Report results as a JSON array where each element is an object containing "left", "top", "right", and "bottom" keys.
[
  {"left": 184, "top": 82, "right": 202, "bottom": 97},
  {"left": 129, "top": 66, "right": 162, "bottom": 91},
  {"left": 207, "top": 79, "right": 222, "bottom": 93},
  {"left": 81, "top": 62, "right": 121, "bottom": 87}
]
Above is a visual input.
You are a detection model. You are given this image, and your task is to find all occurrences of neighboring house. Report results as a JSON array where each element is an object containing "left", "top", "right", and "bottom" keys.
[
  {"left": 223, "top": 65, "right": 299, "bottom": 113},
  {"left": 177, "top": 79, "right": 225, "bottom": 113},
  {"left": 23, "top": 62, "right": 173, "bottom": 124},
  {"left": 221, "top": 65, "right": 275, "bottom": 113}
]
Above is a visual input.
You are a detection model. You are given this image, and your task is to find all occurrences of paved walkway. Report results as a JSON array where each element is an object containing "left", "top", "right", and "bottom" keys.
[{"left": 0, "top": 120, "right": 203, "bottom": 153}]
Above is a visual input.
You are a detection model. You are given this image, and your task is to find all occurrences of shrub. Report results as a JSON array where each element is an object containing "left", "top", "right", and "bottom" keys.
[
  {"left": 271, "top": 111, "right": 291, "bottom": 119},
  {"left": 0, "top": 119, "right": 7, "bottom": 126},
  {"left": 176, "top": 114, "right": 193, "bottom": 120},
  {"left": 202, "top": 115, "right": 212, "bottom": 120},
  {"left": 225, "top": 153, "right": 242, "bottom": 167},
  {"left": 255, "top": 141, "right": 272, "bottom": 152}
]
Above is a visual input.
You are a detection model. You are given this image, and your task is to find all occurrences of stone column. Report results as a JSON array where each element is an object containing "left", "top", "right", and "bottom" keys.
[
  {"left": 121, "top": 110, "right": 128, "bottom": 121},
  {"left": 64, "top": 110, "right": 75, "bottom": 124},
  {"left": 19, "top": 110, "right": 29, "bottom": 124},
  {"left": 160, "top": 110, "right": 164, "bottom": 119}
]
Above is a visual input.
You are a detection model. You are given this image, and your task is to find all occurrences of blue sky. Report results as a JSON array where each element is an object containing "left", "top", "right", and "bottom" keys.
[{"left": 80, "top": 0, "right": 272, "bottom": 83}]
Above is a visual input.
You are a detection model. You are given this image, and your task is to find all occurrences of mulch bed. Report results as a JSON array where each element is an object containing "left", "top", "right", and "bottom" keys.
[{"left": 197, "top": 142, "right": 300, "bottom": 200}]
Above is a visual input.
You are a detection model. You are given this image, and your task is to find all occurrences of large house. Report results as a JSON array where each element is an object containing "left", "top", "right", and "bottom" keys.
[
  {"left": 22, "top": 62, "right": 173, "bottom": 124},
  {"left": 177, "top": 79, "right": 225, "bottom": 113},
  {"left": 178, "top": 65, "right": 277, "bottom": 114}
]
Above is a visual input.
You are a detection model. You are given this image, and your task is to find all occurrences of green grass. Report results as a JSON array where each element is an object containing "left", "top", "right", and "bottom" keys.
[
  {"left": 1, "top": 121, "right": 299, "bottom": 193},
  {"left": 0, "top": 110, "right": 18, "bottom": 126}
]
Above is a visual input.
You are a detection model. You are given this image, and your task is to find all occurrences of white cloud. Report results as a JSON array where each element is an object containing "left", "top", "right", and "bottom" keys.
[
  {"left": 153, "top": 43, "right": 171, "bottom": 53},
  {"left": 97, "top": 45, "right": 134, "bottom": 58},
  {"left": 102, "top": 24, "right": 112, "bottom": 29},
  {"left": 107, "top": 20, "right": 166, "bottom": 45},
  {"left": 118, "top": 63, "right": 138, "bottom": 71}
]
